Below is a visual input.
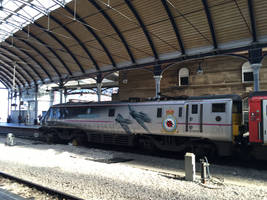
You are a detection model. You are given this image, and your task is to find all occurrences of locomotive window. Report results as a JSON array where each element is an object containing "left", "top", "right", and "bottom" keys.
[
  {"left": 157, "top": 108, "right": 162, "bottom": 118},
  {"left": 64, "top": 107, "right": 90, "bottom": 119},
  {"left": 178, "top": 107, "right": 183, "bottom": 117},
  {"left": 191, "top": 104, "right": 198, "bottom": 114},
  {"left": 233, "top": 101, "right": 242, "bottom": 113},
  {"left": 108, "top": 109, "right": 115, "bottom": 117},
  {"left": 50, "top": 108, "right": 60, "bottom": 119},
  {"left": 212, "top": 103, "right": 226, "bottom": 112}
]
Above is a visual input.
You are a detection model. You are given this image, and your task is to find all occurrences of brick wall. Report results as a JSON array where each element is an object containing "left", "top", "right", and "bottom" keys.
[{"left": 118, "top": 56, "right": 267, "bottom": 100}]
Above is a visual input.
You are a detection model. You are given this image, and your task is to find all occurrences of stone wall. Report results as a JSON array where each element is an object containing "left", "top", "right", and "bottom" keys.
[{"left": 118, "top": 56, "right": 267, "bottom": 100}]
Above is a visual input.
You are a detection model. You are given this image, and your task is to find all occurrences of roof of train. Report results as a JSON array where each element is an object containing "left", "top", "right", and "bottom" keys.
[
  {"left": 248, "top": 91, "right": 267, "bottom": 98},
  {"left": 52, "top": 94, "right": 241, "bottom": 107},
  {"left": 187, "top": 94, "right": 241, "bottom": 101}
]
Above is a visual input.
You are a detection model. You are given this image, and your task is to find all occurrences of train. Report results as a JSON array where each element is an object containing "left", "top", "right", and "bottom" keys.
[{"left": 40, "top": 91, "right": 267, "bottom": 159}]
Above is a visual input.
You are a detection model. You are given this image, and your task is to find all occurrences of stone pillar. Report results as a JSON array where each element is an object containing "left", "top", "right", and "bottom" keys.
[
  {"left": 34, "top": 86, "right": 38, "bottom": 125},
  {"left": 185, "top": 152, "right": 196, "bottom": 181},
  {"left": 251, "top": 63, "right": 262, "bottom": 91},
  {"left": 154, "top": 75, "right": 162, "bottom": 99}
]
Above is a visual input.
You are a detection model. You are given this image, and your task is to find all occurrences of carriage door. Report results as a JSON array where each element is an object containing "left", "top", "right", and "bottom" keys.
[
  {"left": 188, "top": 103, "right": 203, "bottom": 132},
  {"left": 263, "top": 100, "right": 267, "bottom": 144}
]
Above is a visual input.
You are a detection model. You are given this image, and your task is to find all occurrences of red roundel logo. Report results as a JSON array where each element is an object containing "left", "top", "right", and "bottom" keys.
[
  {"left": 162, "top": 115, "right": 177, "bottom": 132},
  {"left": 166, "top": 120, "right": 173, "bottom": 127}
]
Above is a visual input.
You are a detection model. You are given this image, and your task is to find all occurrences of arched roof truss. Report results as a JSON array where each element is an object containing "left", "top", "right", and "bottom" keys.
[{"left": 0, "top": 0, "right": 266, "bottom": 89}]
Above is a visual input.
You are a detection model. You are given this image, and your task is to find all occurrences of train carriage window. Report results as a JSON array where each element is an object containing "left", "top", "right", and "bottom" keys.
[
  {"left": 157, "top": 108, "right": 162, "bottom": 118},
  {"left": 212, "top": 103, "right": 226, "bottom": 112},
  {"left": 108, "top": 109, "right": 115, "bottom": 117},
  {"left": 192, "top": 104, "right": 198, "bottom": 114},
  {"left": 178, "top": 107, "right": 183, "bottom": 117}
]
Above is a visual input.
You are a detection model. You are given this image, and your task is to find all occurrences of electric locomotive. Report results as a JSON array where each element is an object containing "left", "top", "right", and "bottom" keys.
[
  {"left": 40, "top": 92, "right": 267, "bottom": 158},
  {"left": 242, "top": 91, "right": 267, "bottom": 145}
]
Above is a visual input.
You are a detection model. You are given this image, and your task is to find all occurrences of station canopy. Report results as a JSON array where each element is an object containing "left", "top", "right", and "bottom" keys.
[{"left": 0, "top": 0, "right": 266, "bottom": 89}]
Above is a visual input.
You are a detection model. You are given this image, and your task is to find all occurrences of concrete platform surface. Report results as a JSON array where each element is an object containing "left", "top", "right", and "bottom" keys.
[{"left": 0, "top": 123, "right": 40, "bottom": 129}]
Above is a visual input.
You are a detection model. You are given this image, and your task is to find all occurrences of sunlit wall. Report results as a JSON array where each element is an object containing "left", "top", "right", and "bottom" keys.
[{"left": 0, "top": 83, "right": 8, "bottom": 122}]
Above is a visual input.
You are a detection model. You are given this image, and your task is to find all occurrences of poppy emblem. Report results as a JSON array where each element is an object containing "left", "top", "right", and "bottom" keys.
[{"left": 162, "top": 112, "right": 177, "bottom": 133}]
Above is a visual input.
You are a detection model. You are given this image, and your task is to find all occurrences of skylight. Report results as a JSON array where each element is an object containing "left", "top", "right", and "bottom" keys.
[{"left": 0, "top": 0, "right": 72, "bottom": 42}]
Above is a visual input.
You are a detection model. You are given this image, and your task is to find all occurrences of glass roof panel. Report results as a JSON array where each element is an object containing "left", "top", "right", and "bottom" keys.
[
  {"left": 5, "top": 1, "right": 18, "bottom": 12},
  {"left": 0, "top": 0, "right": 72, "bottom": 42}
]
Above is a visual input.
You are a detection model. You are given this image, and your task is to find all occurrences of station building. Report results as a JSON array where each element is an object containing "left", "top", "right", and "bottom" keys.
[{"left": 117, "top": 56, "right": 267, "bottom": 100}]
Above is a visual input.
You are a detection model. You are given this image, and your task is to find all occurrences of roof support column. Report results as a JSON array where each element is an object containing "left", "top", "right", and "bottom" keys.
[
  {"left": 7, "top": 90, "right": 10, "bottom": 123},
  {"left": 64, "top": 88, "right": 68, "bottom": 103},
  {"left": 251, "top": 63, "right": 261, "bottom": 92},
  {"left": 34, "top": 85, "right": 38, "bottom": 125},
  {"left": 14, "top": 92, "right": 17, "bottom": 111},
  {"left": 50, "top": 90, "right": 54, "bottom": 106},
  {"left": 59, "top": 82, "right": 64, "bottom": 104},
  {"left": 59, "top": 88, "right": 63, "bottom": 104},
  {"left": 153, "top": 64, "right": 162, "bottom": 99},
  {"left": 18, "top": 90, "right": 22, "bottom": 124},
  {"left": 249, "top": 48, "right": 263, "bottom": 92},
  {"left": 97, "top": 74, "right": 103, "bottom": 102}
]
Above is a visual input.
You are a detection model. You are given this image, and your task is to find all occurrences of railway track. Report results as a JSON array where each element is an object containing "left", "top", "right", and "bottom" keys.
[{"left": 0, "top": 171, "right": 83, "bottom": 200}]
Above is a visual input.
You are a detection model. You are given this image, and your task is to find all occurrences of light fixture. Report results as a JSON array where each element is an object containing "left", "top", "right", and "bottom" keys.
[
  {"left": 122, "top": 71, "right": 128, "bottom": 84},
  {"left": 197, "top": 62, "right": 203, "bottom": 74}
]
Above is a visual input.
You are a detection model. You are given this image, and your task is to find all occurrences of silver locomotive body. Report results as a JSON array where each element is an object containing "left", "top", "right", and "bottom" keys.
[{"left": 41, "top": 95, "right": 242, "bottom": 156}]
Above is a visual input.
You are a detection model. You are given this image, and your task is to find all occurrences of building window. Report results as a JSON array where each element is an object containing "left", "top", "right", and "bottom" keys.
[
  {"left": 179, "top": 68, "right": 189, "bottom": 86},
  {"left": 243, "top": 72, "right": 253, "bottom": 82},
  {"left": 242, "top": 62, "right": 254, "bottom": 83}
]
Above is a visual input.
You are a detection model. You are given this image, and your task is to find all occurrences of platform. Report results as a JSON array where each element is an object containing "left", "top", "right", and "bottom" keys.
[
  {"left": 0, "top": 123, "right": 41, "bottom": 139},
  {"left": 0, "top": 188, "right": 25, "bottom": 200},
  {"left": 0, "top": 123, "right": 40, "bottom": 129}
]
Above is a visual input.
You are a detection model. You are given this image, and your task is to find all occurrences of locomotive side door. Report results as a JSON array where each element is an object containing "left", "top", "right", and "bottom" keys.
[
  {"left": 187, "top": 103, "right": 203, "bottom": 132},
  {"left": 263, "top": 100, "right": 267, "bottom": 144}
]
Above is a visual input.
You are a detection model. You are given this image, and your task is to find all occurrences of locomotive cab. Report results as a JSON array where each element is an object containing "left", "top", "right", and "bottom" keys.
[{"left": 247, "top": 91, "right": 267, "bottom": 145}]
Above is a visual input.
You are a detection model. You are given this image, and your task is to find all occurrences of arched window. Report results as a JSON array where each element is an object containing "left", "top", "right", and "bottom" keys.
[
  {"left": 242, "top": 62, "right": 253, "bottom": 83},
  {"left": 179, "top": 68, "right": 189, "bottom": 86}
]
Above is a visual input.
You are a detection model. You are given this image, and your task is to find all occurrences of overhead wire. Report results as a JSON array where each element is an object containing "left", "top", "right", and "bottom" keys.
[
  {"left": 96, "top": 0, "right": 179, "bottom": 51},
  {"left": 8, "top": 33, "right": 112, "bottom": 66},
  {"left": 233, "top": 0, "right": 251, "bottom": 34},
  {"left": 166, "top": 0, "right": 212, "bottom": 45},
  {"left": 51, "top": 1, "right": 153, "bottom": 57}
]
